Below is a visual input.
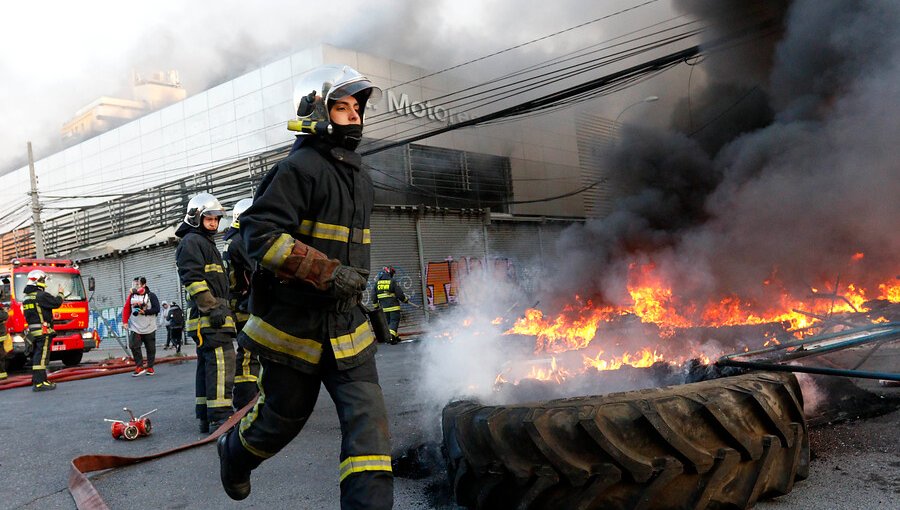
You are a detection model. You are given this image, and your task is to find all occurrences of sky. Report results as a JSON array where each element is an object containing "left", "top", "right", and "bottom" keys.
[{"left": 0, "top": 0, "right": 677, "bottom": 176}]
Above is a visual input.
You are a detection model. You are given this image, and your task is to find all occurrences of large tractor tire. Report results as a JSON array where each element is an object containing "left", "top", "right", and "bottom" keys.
[{"left": 442, "top": 371, "right": 808, "bottom": 510}]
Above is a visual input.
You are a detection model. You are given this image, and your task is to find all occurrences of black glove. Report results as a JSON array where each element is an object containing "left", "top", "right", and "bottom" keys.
[
  {"left": 209, "top": 304, "right": 230, "bottom": 329},
  {"left": 335, "top": 291, "right": 362, "bottom": 313},
  {"left": 330, "top": 266, "right": 368, "bottom": 300}
]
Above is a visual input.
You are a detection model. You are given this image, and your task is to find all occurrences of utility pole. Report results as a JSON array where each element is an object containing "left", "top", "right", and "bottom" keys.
[{"left": 27, "top": 141, "right": 45, "bottom": 258}]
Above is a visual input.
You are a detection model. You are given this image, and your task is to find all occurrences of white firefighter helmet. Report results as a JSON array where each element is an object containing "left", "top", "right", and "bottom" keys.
[
  {"left": 231, "top": 198, "right": 253, "bottom": 227},
  {"left": 27, "top": 269, "right": 48, "bottom": 287},
  {"left": 184, "top": 193, "right": 225, "bottom": 228},
  {"left": 292, "top": 65, "right": 382, "bottom": 125}
]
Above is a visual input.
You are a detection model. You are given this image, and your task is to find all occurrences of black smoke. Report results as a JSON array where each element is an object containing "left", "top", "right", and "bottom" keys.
[{"left": 550, "top": 0, "right": 900, "bottom": 313}]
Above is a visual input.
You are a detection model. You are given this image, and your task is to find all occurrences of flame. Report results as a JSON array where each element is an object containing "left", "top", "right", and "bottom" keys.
[
  {"left": 583, "top": 348, "right": 665, "bottom": 371},
  {"left": 879, "top": 282, "right": 900, "bottom": 302},
  {"left": 494, "top": 261, "right": 899, "bottom": 387}
]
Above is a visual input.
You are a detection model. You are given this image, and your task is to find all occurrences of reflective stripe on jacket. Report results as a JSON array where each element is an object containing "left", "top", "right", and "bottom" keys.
[
  {"left": 175, "top": 225, "right": 236, "bottom": 336},
  {"left": 238, "top": 138, "right": 376, "bottom": 373}
]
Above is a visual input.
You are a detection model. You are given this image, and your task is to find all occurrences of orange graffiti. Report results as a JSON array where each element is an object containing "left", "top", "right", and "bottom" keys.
[{"left": 425, "top": 256, "right": 516, "bottom": 306}]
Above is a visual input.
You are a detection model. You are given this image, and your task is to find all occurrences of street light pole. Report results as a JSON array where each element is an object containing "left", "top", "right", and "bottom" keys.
[{"left": 614, "top": 95, "right": 660, "bottom": 128}]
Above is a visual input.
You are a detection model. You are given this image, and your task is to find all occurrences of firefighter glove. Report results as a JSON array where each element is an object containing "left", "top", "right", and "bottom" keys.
[
  {"left": 331, "top": 266, "right": 368, "bottom": 300},
  {"left": 194, "top": 289, "right": 219, "bottom": 313},
  {"left": 209, "top": 303, "right": 231, "bottom": 329},
  {"left": 280, "top": 240, "right": 340, "bottom": 290}
]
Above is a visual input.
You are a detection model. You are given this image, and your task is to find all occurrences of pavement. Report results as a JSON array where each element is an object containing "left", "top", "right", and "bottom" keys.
[{"left": 1, "top": 338, "right": 897, "bottom": 509}]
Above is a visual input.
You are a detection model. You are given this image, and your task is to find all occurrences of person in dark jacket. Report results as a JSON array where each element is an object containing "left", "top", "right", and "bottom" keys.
[
  {"left": 175, "top": 193, "right": 236, "bottom": 433},
  {"left": 0, "top": 303, "right": 10, "bottom": 380},
  {"left": 216, "top": 65, "right": 392, "bottom": 508},
  {"left": 223, "top": 197, "right": 260, "bottom": 410},
  {"left": 21, "top": 270, "right": 65, "bottom": 391},
  {"left": 370, "top": 266, "right": 409, "bottom": 344},
  {"left": 166, "top": 302, "right": 185, "bottom": 353}
]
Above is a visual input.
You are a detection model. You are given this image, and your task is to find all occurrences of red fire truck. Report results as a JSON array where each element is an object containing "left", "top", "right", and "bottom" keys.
[{"left": 0, "top": 258, "right": 99, "bottom": 369}]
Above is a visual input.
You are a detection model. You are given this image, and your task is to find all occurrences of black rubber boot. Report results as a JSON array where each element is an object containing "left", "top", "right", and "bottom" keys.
[
  {"left": 217, "top": 434, "right": 251, "bottom": 500},
  {"left": 199, "top": 420, "right": 209, "bottom": 434},
  {"left": 33, "top": 381, "right": 57, "bottom": 392}
]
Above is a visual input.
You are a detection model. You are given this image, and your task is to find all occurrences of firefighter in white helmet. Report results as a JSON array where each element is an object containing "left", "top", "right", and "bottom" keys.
[
  {"left": 21, "top": 270, "right": 66, "bottom": 391},
  {"left": 216, "top": 65, "right": 392, "bottom": 508},
  {"left": 175, "top": 193, "right": 236, "bottom": 432},
  {"left": 222, "top": 198, "right": 260, "bottom": 410}
]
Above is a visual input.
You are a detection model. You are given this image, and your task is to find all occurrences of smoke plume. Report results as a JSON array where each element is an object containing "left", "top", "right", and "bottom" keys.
[{"left": 549, "top": 0, "right": 900, "bottom": 311}]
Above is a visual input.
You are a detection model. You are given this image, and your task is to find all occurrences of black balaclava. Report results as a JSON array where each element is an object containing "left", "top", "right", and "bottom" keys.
[{"left": 326, "top": 89, "right": 371, "bottom": 151}]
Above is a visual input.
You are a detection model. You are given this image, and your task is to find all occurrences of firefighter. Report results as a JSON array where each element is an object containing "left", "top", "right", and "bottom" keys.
[
  {"left": 370, "top": 266, "right": 409, "bottom": 344},
  {"left": 0, "top": 303, "right": 10, "bottom": 380},
  {"left": 22, "top": 270, "right": 65, "bottom": 391},
  {"left": 175, "top": 193, "right": 237, "bottom": 433},
  {"left": 223, "top": 197, "right": 260, "bottom": 410},
  {"left": 216, "top": 65, "right": 393, "bottom": 508}
]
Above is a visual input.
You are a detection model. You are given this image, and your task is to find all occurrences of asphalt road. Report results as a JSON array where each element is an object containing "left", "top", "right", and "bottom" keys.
[{"left": 1, "top": 340, "right": 897, "bottom": 509}]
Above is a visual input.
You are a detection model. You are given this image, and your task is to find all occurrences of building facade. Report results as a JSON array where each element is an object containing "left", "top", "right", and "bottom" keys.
[{"left": 1, "top": 44, "right": 614, "bottom": 339}]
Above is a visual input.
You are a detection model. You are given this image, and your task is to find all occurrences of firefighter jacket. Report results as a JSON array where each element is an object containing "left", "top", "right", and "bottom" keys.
[
  {"left": 21, "top": 284, "right": 64, "bottom": 336},
  {"left": 223, "top": 226, "right": 253, "bottom": 322},
  {"left": 371, "top": 273, "right": 407, "bottom": 313},
  {"left": 239, "top": 137, "right": 376, "bottom": 373},
  {"left": 0, "top": 307, "right": 7, "bottom": 336},
  {"left": 175, "top": 223, "right": 236, "bottom": 340}
]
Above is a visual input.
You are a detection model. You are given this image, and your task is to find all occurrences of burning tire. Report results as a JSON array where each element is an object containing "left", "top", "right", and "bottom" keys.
[{"left": 442, "top": 371, "right": 808, "bottom": 509}]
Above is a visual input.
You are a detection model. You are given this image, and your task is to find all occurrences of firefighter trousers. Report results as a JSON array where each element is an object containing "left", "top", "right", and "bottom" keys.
[
  {"left": 194, "top": 334, "right": 236, "bottom": 424},
  {"left": 233, "top": 345, "right": 260, "bottom": 410},
  {"left": 221, "top": 351, "right": 393, "bottom": 509},
  {"left": 385, "top": 311, "right": 401, "bottom": 343},
  {"left": 232, "top": 319, "right": 260, "bottom": 410},
  {"left": 30, "top": 333, "right": 52, "bottom": 384}
]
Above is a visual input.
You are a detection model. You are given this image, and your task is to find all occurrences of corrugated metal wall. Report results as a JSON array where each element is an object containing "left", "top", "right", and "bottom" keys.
[
  {"left": 576, "top": 111, "right": 617, "bottom": 218},
  {"left": 77, "top": 208, "right": 579, "bottom": 340},
  {"left": 418, "top": 211, "right": 487, "bottom": 320},
  {"left": 369, "top": 208, "right": 425, "bottom": 332},
  {"left": 81, "top": 255, "right": 126, "bottom": 340},
  {"left": 122, "top": 245, "right": 182, "bottom": 345}
]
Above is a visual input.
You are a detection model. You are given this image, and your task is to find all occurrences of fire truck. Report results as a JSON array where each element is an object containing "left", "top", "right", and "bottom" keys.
[{"left": 0, "top": 258, "right": 99, "bottom": 369}]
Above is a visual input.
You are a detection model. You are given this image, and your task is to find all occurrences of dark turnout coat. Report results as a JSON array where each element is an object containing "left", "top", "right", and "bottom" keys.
[
  {"left": 175, "top": 223, "right": 235, "bottom": 341},
  {"left": 22, "top": 284, "right": 64, "bottom": 335},
  {"left": 223, "top": 226, "right": 253, "bottom": 322},
  {"left": 238, "top": 137, "right": 376, "bottom": 373}
]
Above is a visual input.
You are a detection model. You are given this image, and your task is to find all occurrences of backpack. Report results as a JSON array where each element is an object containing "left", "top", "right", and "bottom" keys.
[{"left": 169, "top": 307, "right": 184, "bottom": 328}]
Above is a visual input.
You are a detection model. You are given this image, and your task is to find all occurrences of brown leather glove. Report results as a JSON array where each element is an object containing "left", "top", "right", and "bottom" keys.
[
  {"left": 277, "top": 240, "right": 340, "bottom": 290},
  {"left": 193, "top": 290, "right": 219, "bottom": 312}
]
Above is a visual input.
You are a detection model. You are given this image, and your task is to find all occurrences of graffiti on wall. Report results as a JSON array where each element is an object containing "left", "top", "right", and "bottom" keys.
[
  {"left": 425, "top": 256, "right": 525, "bottom": 308},
  {"left": 88, "top": 306, "right": 125, "bottom": 339}
]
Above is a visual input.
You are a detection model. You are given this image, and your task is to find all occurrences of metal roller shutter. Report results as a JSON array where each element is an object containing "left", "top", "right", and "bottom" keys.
[
  {"left": 418, "top": 211, "right": 487, "bottom": 318},
  {"left": 485, "top": 221, "right": 544, "bottom": 302},
  {"left": 485, "top": 221, "right": 543, "bottom": 266},
  {"left": 370, "top": 208, "right": 425, "bottom": 334},
  {"left": 122, "top": 244, "right": 182, "bottom": 346},
  {"left": 79, "top": 256, "right": 127, "bottom": 341}
]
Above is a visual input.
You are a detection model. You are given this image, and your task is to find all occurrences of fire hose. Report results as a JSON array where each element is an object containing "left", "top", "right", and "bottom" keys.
[
  {"left": 0, "top": 355, "right": 196, "bottom": 391},
  {"left": 69, "top": 398, "right": 256, "bottom": 510}
]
